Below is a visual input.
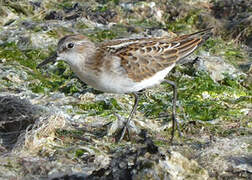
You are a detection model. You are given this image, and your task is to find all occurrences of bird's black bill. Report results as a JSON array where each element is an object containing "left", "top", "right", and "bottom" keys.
[{"left": 37, "top": 52, "right": 57, "bottom": 69}]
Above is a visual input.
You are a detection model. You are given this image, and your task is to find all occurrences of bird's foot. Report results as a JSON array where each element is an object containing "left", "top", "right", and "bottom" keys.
[
  {"left": 170, "top": 115, "right": 182, "bottom": 144},
  {"left": 108, "top": 114, "right": 132, "bottom": 142},
  {"left": 112, "top": 114, "right": 140, "bottom": 142},
  {"left": 116, "top": 122, "right": 131, "bottom": 142}
]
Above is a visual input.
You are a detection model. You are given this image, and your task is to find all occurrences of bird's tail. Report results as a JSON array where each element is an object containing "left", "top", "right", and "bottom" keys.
[{"left": 172, "top": 27, "right": 213, "bottom": 64}]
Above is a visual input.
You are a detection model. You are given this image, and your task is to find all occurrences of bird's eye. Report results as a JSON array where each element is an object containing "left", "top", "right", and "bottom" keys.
[{"left": 67, "top": 42, "right": 74, "bottom": 49}]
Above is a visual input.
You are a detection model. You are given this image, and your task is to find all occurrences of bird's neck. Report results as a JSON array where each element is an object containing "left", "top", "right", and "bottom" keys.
[{"left": 67, "top": 52, "right": 100, "bottom": 86}]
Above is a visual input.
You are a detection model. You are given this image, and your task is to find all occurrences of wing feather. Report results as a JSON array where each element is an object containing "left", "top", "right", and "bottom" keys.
[{"left": 99, "top": 28, "right": 212, "bottom": 82}]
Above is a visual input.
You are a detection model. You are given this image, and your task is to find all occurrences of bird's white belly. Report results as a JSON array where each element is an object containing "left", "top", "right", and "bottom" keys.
[
  {"left": 131, "top": 64, "right": 175, "bottom": 92},
  {"left": 72, "top": 63, "right": 175, "bottom": 94},
  {"left": 94, "top": 64, "right": 175, "bottom": 93}
]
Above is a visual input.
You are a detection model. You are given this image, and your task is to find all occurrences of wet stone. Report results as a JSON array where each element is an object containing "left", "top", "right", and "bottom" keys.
[{"left": 44, "top": 11, "right": 63, "bottom": 20}]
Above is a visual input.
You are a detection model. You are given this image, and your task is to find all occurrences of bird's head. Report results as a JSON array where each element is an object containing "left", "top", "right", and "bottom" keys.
[{"left": 37, "top": 34, "right": 95, "bottom": 68}]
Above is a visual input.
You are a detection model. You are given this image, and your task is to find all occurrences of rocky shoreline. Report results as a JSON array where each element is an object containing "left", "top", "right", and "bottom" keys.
[{"left": 0, "top": 0, "right": 251, "bottom": 179}]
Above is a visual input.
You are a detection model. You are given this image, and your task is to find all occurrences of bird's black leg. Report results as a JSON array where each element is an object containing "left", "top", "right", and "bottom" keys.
[
  {"left": 118, "top": 92, "right": 139, "bottom": 142},
  {"left": 163, "top": 79, "right": 181, "bottom": 143}
]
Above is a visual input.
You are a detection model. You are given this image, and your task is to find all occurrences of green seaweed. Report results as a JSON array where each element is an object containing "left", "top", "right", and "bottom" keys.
[
  {"left": 76, "top": 98, "right": 121, "bottom": 116},
  {"left": 0, "top": 41, "right": 86, "bottom": 95},
  {"left": 132, "top": 19, "right": 164, "bottom": 29},
  {"left": 0, "top": 42, "right": 40, "bottom": 69},
  {"left": 165, "top": 9, "right": 201, "bottom": 32},
  {"left": 202, "top": 37, "right": 247, "bottom": 65},
  {"left": 179, "top": 72, "right": 247, "bottom": 121},
  {"left": 97, "top": 0, "right": 119, "bottom": 5},
  {"left": 75, "top": 149, "right": 86, "bottom": 157},
  {"left": 88, "top": 29, "right": 118, "bottom": 42},
  {"left": 138, "top": 68, "right": 249, "bottom": 138}
]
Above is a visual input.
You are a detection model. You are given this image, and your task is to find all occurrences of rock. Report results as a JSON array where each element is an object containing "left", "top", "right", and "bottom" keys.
[
  {"left": 146, "top": 28, "right": 175, "bottom": 38},
  {"left": 0, "top": 96, "right": 38, "bottom": 149},
  {"left": 210, "top": 0, "right": 252, "bottom": 43},
  {"left": 239, "top": 62, "right": 252, "bottom": 73},
  {"left": 195, "top": 52, "right": 240, "bottom": 82},
  {"left": 197, "top": 136, "right": 252, "bottom": 179},
  {"left": 49, "top": 140, "right": 209, "bottom": 180},
  {"left": 44, "top": 11, "right": 63, "bottom": 20},
  {"left": 85, "top": 8, "right": 117, "bottom": 25}
]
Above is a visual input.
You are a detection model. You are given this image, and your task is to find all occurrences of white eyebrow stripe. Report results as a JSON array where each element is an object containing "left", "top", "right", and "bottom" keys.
[{"left": 76, "top": 41, "right": 91, "bottom": 46}]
